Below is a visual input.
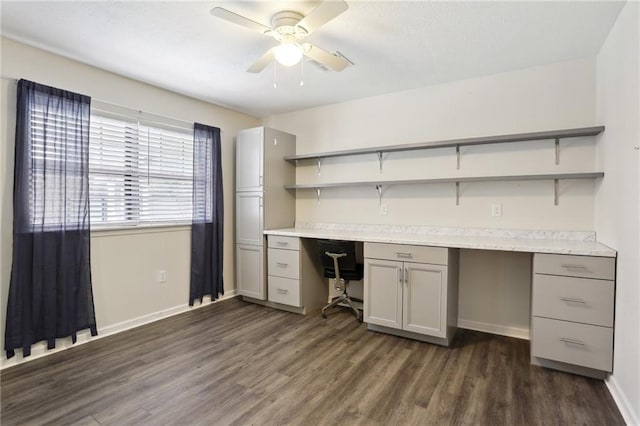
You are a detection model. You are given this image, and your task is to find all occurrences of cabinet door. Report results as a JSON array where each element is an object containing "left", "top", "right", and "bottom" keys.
[
  {"left": 403, "top": 262, "right": 447, "bottom": 337},
  {"left": 236, "top": 192, "right": 263, "bottom": 246},
  {"left": 237, "top": 244, "right": 265, "bottom": 300},
  {"left": 364, "top": 258, "right": 403, "bottom": 329},
  {"left": 236, "top": 127, "right": 264, "bottom": 192}
]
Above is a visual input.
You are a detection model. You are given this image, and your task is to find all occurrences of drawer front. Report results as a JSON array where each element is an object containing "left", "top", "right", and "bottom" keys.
[
  {"left": 267, "top": 248, "right": 300, "bottom": 279},
  {"left": 533, "top": 274, "right": 614, "bottom": 327},
  {"left": 532, "top": 317, "right": 613, "bottom": 372},
  {"left": 268, "top": 235, "right": 300, "bottom": 251},
  {"left": 268, "top": 276, "right": 301, "bottom": 307},
  {"left": 534, "top": 254, "right": 615, "bottom": 280},
  {"left": 364, "top": 243, "right": 448, "bottom": 265}
]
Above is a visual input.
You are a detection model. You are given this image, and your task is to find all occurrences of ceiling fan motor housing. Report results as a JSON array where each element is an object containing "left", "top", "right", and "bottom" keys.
[{"left": 271, "top": 11, "right": 308, "bottom": 41}]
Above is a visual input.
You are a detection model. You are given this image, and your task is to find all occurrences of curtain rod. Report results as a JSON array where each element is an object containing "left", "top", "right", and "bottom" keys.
[{"left": 0, "top": 75, "right": 223, "bottom": 132}]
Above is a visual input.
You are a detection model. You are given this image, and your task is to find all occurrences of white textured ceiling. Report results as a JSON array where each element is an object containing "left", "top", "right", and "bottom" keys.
[{"left": 0, "top": 1, "right": 625, "bottom": 118}]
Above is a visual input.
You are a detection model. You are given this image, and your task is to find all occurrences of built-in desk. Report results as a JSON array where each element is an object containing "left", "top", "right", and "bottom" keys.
[
  {"left": 264, "top": 224, "right": 616, "bottom": 257},
  {"left": 262, "top": 224, "right": 616, "bottom": 379}
]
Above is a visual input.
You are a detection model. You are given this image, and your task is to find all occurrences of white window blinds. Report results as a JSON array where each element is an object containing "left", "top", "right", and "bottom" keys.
[
  {"left": 29, "top": 102, "right": 89, "bottom": 229},
  {"left": 89, "top": 111, "right": 193, "bottom": 228}
]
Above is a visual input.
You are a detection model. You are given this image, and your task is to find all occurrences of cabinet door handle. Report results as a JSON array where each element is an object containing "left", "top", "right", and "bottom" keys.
[
  {"left": 559, "top": 337, "right": 585, "bottom": 346},
  {"left": 276, "top": 262, "right": 288, "bottom": 268},
  {"left": 560, "top": 297, "right": 586, "bottom": 304},
  {"left": 276, "top": 288, "right": 288, "bottom": 294},
  {"left": 276, "top": 241, "right": 289, "bottom": 246},
  {"left": 561, "top": 264, "right": 587, "bottom": 270},
  {"left": 398, "top": 268, "right": 403, "bottom": 284},
  {"left": 396, "top": 252, "right": 413, "bottom": 259},
  {"left": 259, "top": 175, "right": 263, "bottom": 186},
  {"left": 405, "top": 267, "right": 409, "bottom": 284}
]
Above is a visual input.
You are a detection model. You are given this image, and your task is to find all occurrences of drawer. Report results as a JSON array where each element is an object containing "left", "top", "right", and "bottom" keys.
[
  {"left": 531, "top": 317, "right": 613, "bottom": 372},
  {"left": 267, "top": 248, "right": 300, "bottom": 279},
  {"left": 268, "top": 236, "right": 300, "bottom": 251},
  {"left": 268, "top": 276, "right": 301, "bottom": 307},
  {"left": 534, "top": 254, "right": 615, "bottom": 280},
  {"left": 533, "top": 274, "right": 614, "bottom": 327},
  {"left": 364, "top": 242, "right": 448, "bottom": 265}
]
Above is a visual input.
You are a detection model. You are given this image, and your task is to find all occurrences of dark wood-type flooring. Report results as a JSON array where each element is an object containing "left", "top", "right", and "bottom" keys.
[{"left": 1, "top": 297, "right": 624, "bottom": 425}]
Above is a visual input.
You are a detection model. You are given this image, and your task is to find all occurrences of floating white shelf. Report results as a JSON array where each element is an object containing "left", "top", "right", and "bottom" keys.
[
  {"left": 285, "top": 172, "right": 605, "bottom": 206},
  {"left": 284, "top": 126, "right": 605, "bottom": 163}
]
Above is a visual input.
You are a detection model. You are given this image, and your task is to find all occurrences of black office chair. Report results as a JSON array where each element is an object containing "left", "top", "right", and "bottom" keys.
[{"left": 317, "top": 239, "right": 364, "bottom": 321}]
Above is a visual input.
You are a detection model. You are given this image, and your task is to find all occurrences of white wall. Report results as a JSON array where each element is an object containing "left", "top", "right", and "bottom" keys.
[
  {"left": 595, "top": 2, "right": 640, "bottom": 424},
  {"left": 0, "top": 38, "right": 258, "bottom": 368},
  {"left": 264, "top": 58, "right": 598, "bottom": 339}
]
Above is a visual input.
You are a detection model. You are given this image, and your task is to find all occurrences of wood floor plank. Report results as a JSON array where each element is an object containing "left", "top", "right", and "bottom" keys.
[{"left": 1, "top": 297, "right": 625, "bottom": 426}]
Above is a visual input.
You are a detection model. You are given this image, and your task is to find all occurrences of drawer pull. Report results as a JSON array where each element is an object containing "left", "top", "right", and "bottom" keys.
[
  {"left": 560, "top": 297, "right": 586, "bottom": 304},
  {"left": 561, "top": 264, "right": 588, "bottom": 270},
  {"left": 276, "top": 288, "right": 288, "bottom": 294},
  {"left": 276, "top": 241, "right": 289, "bottom": 246},
  {"left": 276, "top": 262, "right": 288, "bottom": 268},
  {"left": 559, "top": 337, "right": 586, "bottom": 346},
  {"left": 396, "top": 252, "right": 413, "bottom": 259}
]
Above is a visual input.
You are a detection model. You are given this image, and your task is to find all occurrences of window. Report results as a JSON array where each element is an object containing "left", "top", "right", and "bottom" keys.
[
  {"left": 28, "top": 101, "right": 89, "bottom": 230},
  {"left": 89, "top": 112, "right": 193, "bottom": 228}
]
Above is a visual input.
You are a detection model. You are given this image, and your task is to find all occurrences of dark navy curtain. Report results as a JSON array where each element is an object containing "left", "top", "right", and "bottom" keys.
[
  {"left": 189, "top": 123, "right": 223, "bottom": 305},
  {"left": 5, "top": 80, "right": 97, "bottom": 358}
]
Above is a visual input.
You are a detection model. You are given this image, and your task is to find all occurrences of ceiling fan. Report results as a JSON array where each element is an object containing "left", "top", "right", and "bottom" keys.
[{"left": 210, "top": 1, "right": 352, "bottom": 73}]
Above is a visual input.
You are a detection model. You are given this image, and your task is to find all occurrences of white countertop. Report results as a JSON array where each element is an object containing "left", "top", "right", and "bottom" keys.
[{"left": 263, "top": 223, "right": 616, "bottom": 257}]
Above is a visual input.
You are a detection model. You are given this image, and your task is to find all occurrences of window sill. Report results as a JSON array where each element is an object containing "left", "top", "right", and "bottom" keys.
[{"left": 90, "top": 223, "right": 191, "bottom": 238}]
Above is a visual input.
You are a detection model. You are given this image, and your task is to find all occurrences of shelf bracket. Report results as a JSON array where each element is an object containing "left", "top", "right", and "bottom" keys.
[
  {"left": 315, "top": 188, "right": 321, "bottom": 204},
  {"left": 456, "top": 181, "right": 460, "bottom": 206},
  {"left": 555, "top": 137, "right": 560, "bottom": 165},
  {"left": 376, "top": 184, "right": 383, "bottom": 205},
  {"left": 377, "top": 151, "right": 383, "bottom": 173},
  {"left": 554, "top": 179, "right": 559, "bottom": 206},
  {"left": 456, "top": 145, "right": 460, "bottom": 170},
  {"left": 316, "top": 158, "right": 322, "bottom": 176}
]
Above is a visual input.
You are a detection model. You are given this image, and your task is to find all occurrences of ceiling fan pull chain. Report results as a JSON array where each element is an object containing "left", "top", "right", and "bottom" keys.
[
  {"left": 300, "top": 58, "right": 304, "bottom": 87},
  {"left": 273, "top": 61, "right": 278, "bottom": 89}
]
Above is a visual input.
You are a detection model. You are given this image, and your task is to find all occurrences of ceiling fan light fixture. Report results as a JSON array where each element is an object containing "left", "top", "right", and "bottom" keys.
[{"left": 273, "top": 42, "right": 303, "bottom": 67}]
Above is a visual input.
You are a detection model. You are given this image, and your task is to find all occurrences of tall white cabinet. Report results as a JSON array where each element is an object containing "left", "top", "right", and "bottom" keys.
[{"left": 235, "top": 127, "right": 295, "bottom": 301}]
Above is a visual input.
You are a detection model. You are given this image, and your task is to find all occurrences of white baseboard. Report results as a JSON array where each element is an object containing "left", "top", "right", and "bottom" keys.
[
  {"left": 458, "top": 319, "right": 530, "bottom": 340},
  {"left": 0, "top": 290, "right": 237, "bottom": 370},
  {"left": 606, "top": 374, "right": 639, "bottom": 426}
]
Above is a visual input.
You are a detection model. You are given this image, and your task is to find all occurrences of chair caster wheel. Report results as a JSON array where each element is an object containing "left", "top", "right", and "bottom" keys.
[{"left": 322, "top": 313, "right": 327, "bottom": 319}]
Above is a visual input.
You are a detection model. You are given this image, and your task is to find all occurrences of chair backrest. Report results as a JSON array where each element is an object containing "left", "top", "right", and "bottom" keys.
[{"left": 316, "top": 239, "right": 358, "bottom": 276}]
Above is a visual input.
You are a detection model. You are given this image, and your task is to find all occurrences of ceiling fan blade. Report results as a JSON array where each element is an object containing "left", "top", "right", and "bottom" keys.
[
  {"left": 302, "top": 43, "right": 350, "bottom": 72},
  {"left": 296, "top": 0, "right": 348, "bottom": 34},
  {"left": 247, "top": 49, "right": 275, "bottom": 73},
  {"left": 210, "top": 7, "right": 272, "bottom": 35}
]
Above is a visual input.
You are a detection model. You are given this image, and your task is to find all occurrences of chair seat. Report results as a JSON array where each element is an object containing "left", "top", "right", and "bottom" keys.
[{"left": 323, "top": 263, "right": 364, "bottom": 281}]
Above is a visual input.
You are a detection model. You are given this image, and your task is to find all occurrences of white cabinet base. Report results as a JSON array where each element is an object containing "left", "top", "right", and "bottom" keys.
[
  {"left": 240, "top": 296, "right": 308, "bottom": 315},
  {"left": 531, "top": 356, "right": 608, "bottom": 380},
  {"left": 363, "top": 243, "right": 459, "bottom": 347},
  {"left": 367, "top": 323, "right": 456, "bottom": 347}
]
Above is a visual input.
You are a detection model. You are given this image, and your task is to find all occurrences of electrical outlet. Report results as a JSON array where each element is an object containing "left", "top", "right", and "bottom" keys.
[
  {"left": 380, "top": 204, "right": 388, "bottom": 215},
  {"left": 157, "top": 270, "right": 167, "bottom": 283},
  {"left": 491, "top": 203, "right": 502, "bottom": 217}
]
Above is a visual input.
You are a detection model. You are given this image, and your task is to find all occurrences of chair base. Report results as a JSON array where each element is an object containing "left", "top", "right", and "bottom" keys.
[{"left": 321, "top": 293, "right": 362, "bottom": 322}]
